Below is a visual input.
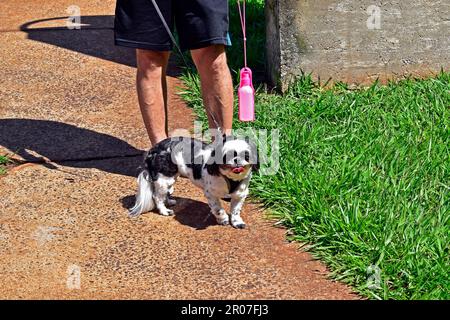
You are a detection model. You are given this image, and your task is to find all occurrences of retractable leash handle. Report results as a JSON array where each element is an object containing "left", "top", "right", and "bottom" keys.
[{"left": 237, "top": 0, "right": 255, "bottom": 122}]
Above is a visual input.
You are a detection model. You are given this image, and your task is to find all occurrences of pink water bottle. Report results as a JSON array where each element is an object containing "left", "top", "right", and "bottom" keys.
[{"left": 238, "top": 67, "right": 255, "bottom": 122}]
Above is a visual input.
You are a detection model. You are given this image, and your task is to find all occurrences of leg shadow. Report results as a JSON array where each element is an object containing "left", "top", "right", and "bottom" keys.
[
  {"left": 0, "top": 118, "right": 143, "bottom": 177},
  {"left": 20, "top": 15, "right": 181, "bottom": 76}
]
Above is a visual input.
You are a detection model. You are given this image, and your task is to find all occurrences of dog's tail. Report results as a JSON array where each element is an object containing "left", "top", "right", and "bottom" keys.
[{"left": 129, "top": 169, "right": 155, "bottom": 217}]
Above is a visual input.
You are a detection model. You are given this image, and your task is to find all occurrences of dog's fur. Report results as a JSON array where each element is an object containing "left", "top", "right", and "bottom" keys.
[{"left": 129, "top": 135, "right": 259, "bottom": 228}]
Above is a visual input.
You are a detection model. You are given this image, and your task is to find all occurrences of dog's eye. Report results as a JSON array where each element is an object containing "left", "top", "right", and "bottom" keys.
[
  {"left": 223, "top": 151, "right": 238, "bottom": 163},
  {"left": 244, "top": 151, "right": 250, "bottom": 162}
]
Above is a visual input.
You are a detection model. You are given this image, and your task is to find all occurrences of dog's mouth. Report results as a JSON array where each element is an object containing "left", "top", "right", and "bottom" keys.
[
  {"left": 232, "top": 167, "right": 245, "bottom": 174},
  {"left": 221, "top": 164, "right": 247, "bottom": 174}
]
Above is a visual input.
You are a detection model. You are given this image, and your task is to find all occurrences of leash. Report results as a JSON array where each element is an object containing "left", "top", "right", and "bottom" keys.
[
  {"left": 236, "top": 0, "right": 255, "bottom": 122},
  {"left": 150, "top": 0, "right": 189, "bottom": 69},
  {"left": 237, "top": 0, "right": 247, "bottom": 68},
  {"left": 149, "top": 0, "right": 254, "bottom": 132},
  {"left": 148, "top": 0, "right": 251, "bottom": 223}
]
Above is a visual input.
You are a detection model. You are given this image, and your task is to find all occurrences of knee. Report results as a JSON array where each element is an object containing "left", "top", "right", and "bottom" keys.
[
  {"left": 192, "top": 45, "right": 228, "bottom": 74},
  {"left": 209, "top": 52, "right": 228, "bottom": 74},
  {"left": 136, "top": 49, "right": 169, "bottom": 77}
]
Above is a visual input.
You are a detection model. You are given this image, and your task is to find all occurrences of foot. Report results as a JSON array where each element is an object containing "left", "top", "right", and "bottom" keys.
[
  {"left": 159, "top": 208, "right": 174, "bottom": 216},
  {"left": 213, "top": 209, "right": 229, "bottom": 226},
  {"left": 231, "top": 215, "right": 246, "bottom": 229}
]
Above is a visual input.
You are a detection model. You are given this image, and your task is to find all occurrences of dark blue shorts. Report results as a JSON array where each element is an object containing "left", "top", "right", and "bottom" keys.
[{"left": 114, "top": 0, "right": 231, "bottom": 51}]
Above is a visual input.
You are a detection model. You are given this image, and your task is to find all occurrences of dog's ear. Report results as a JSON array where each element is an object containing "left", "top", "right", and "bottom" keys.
[
  {"left": 206, "top": 163, "right": 221, "bottom": 176},
  {"left": 222, "top": 134, "right": 236, "bottom": 144},
  {"left": 246, "top": 139, "right": 260, "bottom": 173},
  {"left": 206, "top": 149, "right": 221, "bottom": 176}
]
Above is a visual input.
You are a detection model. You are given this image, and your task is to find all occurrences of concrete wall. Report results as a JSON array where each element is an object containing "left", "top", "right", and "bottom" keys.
[{"left": 266, "top": 0, "right": 450, "bottom": 91}]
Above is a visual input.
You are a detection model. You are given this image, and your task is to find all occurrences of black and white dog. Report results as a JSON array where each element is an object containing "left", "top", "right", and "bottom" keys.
[{"left": 129, "top": 135, "right": 259, "bottom": 228}]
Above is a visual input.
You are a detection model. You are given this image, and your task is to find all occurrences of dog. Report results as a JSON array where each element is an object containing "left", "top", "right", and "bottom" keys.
[{"left": 129, "top": 135, "right": 259, "bottom": 228}]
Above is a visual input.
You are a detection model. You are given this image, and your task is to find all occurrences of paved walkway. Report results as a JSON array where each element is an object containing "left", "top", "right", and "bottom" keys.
[{"left": 0, "top": 1, "right": 356, "bottom": 299}]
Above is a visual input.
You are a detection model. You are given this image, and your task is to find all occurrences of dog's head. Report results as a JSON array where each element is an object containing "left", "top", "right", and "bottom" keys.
[{"left": 207, "top": 135, "right": 259, "bottom": 180}]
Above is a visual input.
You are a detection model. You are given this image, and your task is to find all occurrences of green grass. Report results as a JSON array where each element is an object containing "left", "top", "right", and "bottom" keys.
[
  {"left": 180, "top": 0, "right": 450, "bottom": 300},
  {"left": 0, "top": 155, "right": 11, "bottom": 175}
]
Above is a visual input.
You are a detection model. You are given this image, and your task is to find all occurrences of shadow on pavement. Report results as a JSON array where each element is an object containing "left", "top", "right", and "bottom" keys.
[
  {"left": 173, "top": 196, "right": 217, "bottom": 230},
  {"left": 120, "top": 195, "right": 217, "bottom": 230},
  {"left": 20, "top": 16, "right": 136, "bottom": 67},
  {"left": 19, "top": 15, "right": 180, "bottom": 76},
  {"left": 0, "top": 118, "right": 143, "bottom": 177}
]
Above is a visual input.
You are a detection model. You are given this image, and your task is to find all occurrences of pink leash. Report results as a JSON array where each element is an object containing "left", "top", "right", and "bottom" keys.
[
  {"left": 237, "top": 0, "right": 247, "bottom": 68},
  {"left": 237, "top": 0, "right": 255, "bottom": 122}
]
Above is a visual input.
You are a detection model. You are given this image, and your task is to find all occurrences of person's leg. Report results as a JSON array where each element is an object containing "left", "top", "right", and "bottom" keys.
[
  {"left": 136, "top": 49, "right": 171, "bottom": 145},
  {"left": 190, "top": 45, "right": 234, "bottom": 135}
]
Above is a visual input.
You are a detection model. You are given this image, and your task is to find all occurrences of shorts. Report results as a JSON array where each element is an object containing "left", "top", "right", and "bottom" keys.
[{"left": 114, "top": 0, "right": 232, "bottom": 51}]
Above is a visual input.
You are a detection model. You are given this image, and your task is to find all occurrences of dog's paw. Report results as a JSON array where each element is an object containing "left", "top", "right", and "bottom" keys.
[
  {"left": 159, "top": 208, "right": 174, "bottom": 216},
  {"left": 217, "top": 217, "right": 229, "bottom": 225},
  {"left": 231, "top": 216, "right": 246, "bottom": 229},
  {"left": 214, "top": 210, "right": 229, "bottom": 226}
]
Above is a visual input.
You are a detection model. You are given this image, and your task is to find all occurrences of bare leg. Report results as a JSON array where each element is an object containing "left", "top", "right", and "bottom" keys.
[
  {"left": 136, "top": 49, "right": 171, "bottom": 146},
  {"left": 191, "top": 45, "right": 234, "bottom": 135}
]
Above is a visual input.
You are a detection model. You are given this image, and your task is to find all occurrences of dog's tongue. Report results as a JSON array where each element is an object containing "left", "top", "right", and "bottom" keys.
[{"left": 232, "top": 167, "right": 244, "bottom": 173}]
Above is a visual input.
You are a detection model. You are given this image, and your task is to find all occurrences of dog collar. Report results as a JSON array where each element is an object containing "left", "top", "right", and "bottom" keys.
[{"left": 223, "top": 176, "right": 243, "bottom": 194}]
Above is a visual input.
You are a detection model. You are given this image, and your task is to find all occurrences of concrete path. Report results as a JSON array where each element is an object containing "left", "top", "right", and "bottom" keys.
[{"left": 0, "top": 1, "right": 356, "bottom": 299}]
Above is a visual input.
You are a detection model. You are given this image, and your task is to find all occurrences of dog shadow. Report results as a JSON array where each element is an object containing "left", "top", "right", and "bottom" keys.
[{"left": 120, "top": 195, "right": 217, "bottom": 230}]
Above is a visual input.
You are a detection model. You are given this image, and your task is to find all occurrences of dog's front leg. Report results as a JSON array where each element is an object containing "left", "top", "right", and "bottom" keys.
[
  {"left": 204, "top": 191, "right": 229, "bottom": 225},
  {"left": 230, "top": 192, "right": 248, "bottom": 229}
]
